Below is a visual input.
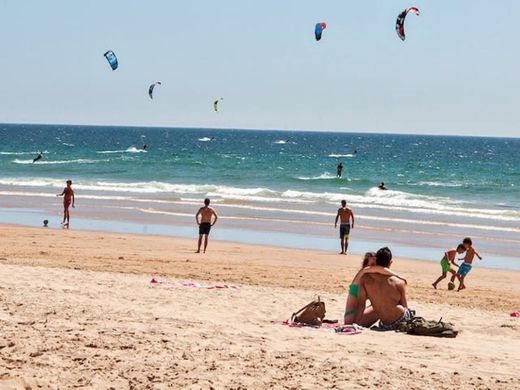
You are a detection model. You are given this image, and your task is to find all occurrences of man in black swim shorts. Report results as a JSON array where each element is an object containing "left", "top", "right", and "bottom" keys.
[
  {"left": 334, "top": 200, "right": 355, "bottom": 255},
  {"left": 195, "top": 198, "right": 218, "bottom": 253}
]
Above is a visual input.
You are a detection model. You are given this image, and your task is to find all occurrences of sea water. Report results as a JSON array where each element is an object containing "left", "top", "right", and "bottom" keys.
[{"left": 0, "top": 124, "right": 518, "bottom": 268}]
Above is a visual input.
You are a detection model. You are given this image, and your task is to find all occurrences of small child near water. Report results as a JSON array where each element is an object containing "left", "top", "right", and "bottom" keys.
[
  {"left": 450, "top": 237, "right": 482, "bottom": 291},
  {"left": 432, "top": 244, "right": 466, "bottom": 289}
]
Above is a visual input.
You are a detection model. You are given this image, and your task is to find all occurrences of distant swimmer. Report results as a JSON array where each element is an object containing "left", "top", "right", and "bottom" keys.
[
  {"left": 353, "top": 149, "right": 358, "bottom": 154},
  {"left": 32, "top": 152, "right": 43, "bottom": 163},
  {"left": 56, "top": 180, "right": 75, "bottom": 229},
  {"left": 336, "top": 162, "right": 344, "bottom": 178},
  {"left": 195, "top": 198, "right": 218, "bottom": 254},
  {"left": 334, "top": 200, "right": 355, "bottom": 255},
  {"left": 378, "top": 182, "right": 387, "bottom": 190}
]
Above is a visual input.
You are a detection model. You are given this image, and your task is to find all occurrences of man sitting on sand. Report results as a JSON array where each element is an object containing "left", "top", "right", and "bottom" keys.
[
  {"left": 195, "top": 198, "right": 218, "bottom": 254},
  {"left": 334, "top": 200, "right": 354, "bottom": 255},
  {"left": 354, "top": 247, "right": 413, "bottom": 329}
]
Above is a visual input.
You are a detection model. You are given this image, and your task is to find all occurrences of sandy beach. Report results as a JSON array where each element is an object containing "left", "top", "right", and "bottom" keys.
[{"left": 1, "top": 224, "right": 519, "bottom": 389}]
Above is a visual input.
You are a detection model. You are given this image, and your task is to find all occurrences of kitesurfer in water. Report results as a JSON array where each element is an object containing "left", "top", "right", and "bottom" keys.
[
  {"left": 32, "top": 152, "right": 43, "bottom": 163},
  {"left": 378, "top": 182, "right": 387, "bottom": 190},
  {"left": 337, "top": 162, "right": 344, "bottom": 178},
  {"left": 142, "top": 144, "right": 148, "bottom": 151}
]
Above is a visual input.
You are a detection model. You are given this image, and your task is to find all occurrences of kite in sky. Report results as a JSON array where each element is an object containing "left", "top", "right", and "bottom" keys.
[
  {"left": 103, "top": 50, "right": 118, "bottom": 70},
  {"left": 395, "top": 7, "right": 420, "bottom": 41},
  {"left": 213, "top": 98, "right": 223, "bottom": 112},
  {"left": 314, "top": 22, "right": 327, "bottom": 41},
  {"left": 148, "top": 82, "right": 162, "bottom": 99}
]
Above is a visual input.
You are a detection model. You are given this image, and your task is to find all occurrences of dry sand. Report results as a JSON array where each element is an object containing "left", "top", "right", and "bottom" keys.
[{"left": 0, "top": 225, "right": 519, "bottom": 389}]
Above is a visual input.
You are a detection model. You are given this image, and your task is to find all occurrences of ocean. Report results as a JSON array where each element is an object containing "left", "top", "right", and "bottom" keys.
[{"left": 1, "top": 123, "right": 519, "bottom": 269}]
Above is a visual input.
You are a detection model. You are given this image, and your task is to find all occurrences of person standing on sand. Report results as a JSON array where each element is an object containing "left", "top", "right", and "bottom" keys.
[
  {"left": 354, "top": 247, "right": 412, "bottom": 329},
  {"left": 56, "top": 180, "right": 75, "bottom": 229},
  {"left": 334, "top": 200, "right": 354, "bottom": 255},
  {"left": 195, "top": 198, "right": 218, "bottom": 253},
  {"left": 450, "top": 237, "right": 483, "bottom": 291},
  {"left": 432, "top": 244, "right": 465, "bottom": 289}
]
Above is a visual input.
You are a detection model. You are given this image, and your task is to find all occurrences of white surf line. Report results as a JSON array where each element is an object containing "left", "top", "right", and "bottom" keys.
[{"left": 1, "top": 191, "right": 519, "bottom": 234}]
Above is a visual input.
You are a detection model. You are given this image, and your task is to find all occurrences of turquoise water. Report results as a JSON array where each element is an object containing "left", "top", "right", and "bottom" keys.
[
  {"left": 1, "top": 123, "right": 518, "bottom": 206},
  {"left": 0, "top": 123, "right": 519, "bottom": 263}
]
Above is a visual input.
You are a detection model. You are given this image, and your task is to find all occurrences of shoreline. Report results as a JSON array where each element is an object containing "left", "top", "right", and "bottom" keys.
[
  {"left": 1, "top": 206, "right": 519, "bottom": 271},
  {"left": 4, "top": 204, "right": 520, "bottom": 271}
]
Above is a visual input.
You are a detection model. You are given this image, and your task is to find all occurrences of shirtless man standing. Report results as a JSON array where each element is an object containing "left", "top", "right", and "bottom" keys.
[
  {"left": 354, "top": 247, "right": 412, "bottom": 329},
  {"left": 56, "top": 180, "right": 75, "bottom": 229},
  {"left": 195, "top": 198, "right": 218, "bottom": 253},
  {"left": 334, "top": 200, "right": 355, "bottom": 255}
]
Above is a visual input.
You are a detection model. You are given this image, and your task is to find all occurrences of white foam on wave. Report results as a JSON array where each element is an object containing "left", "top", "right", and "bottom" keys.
[
  {"left": 297, "top": 172, "right": 338, "bottom": 181},
  {"left": 126, "top": 146, "right": 147, "bottom": 153},
  {"left": 328, "top": 153, "right": 354, "bottom": 158},
  {"left": 96, "top": 150, "right": 126, "bottom": 154},
  {"left": 12, "top": 158, "right": 107, "bottom": 165},
  {"left": 2, "top": 190, "right": 519, "bottom": 236},
  {"left": 96, "top": 147, "right": 146, "bottom": 154},
  {"left": 198, "top": 137, "right": 213, "bottom": 142},
  {"left": 0, "top": 177, "right": 518, "bottom": 222},
  {"left": 414, "top": 181, "right": 464, "bottom": 188},
  {"left": 0, "top": 151, "right": 48, "bottom": 155}
]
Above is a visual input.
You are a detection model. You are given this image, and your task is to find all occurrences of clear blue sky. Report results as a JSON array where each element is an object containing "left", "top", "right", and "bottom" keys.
[{"left": 0, "top": 1, "right": 518, "bottom": 137}]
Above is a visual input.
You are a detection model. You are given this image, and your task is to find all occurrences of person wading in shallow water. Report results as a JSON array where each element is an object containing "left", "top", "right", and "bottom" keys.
[
  {"left": 334, "top": 199, "right": 355, "bottom": 255},
  {"left": 195, "top": 198, "right": 218, "bottom": 253}
]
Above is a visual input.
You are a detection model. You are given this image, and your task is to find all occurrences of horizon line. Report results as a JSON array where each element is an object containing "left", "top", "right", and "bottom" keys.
[{"left": 1, "top": 121, "right": 518, "bottom": 140}]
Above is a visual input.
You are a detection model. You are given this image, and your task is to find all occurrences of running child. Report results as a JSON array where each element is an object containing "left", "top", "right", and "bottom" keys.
[
  {"left": 432, "top": 244, "right": 465, "bottom": 289},
  {"left": 450, "top": 237, "right": 483, "bottom": 291}
]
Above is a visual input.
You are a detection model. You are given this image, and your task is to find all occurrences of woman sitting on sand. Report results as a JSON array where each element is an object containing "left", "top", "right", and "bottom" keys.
[{"left": 344, "top": 252, "right": 407, "bottom": 325}]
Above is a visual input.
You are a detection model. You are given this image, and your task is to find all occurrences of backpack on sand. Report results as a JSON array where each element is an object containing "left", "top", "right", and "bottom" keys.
[
  {"left": 291, "top": 297, "right": 326, "bottom": 327},
  {"left": 397, "top": 317, "right": 458, "bottom": 338}
]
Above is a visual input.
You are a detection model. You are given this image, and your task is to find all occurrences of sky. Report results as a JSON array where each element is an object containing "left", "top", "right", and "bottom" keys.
[{"left": 0, "top": 0, "right": 518, "bottom": 137}]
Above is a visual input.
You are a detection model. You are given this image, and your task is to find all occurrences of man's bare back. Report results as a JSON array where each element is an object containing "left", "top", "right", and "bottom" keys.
[
  {"left": 197, "top": 206, "right": 217, "bottom": 224},
  {"left": 356, "top": 274, "right": 407, "bottom": 327},
  {"left": 337, "top": 207, "right": 353, "bottom": 224}
]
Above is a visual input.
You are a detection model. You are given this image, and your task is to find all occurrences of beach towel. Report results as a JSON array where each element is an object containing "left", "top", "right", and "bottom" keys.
[
  {"left": 150, "top": 277, "right": 240, "bottom": 290},
  {"left": 396, "top": 317, "right": 458, "bottom": 338},
  {"left": 291, "top": 297, "right": 326, "bottom": 327}
]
